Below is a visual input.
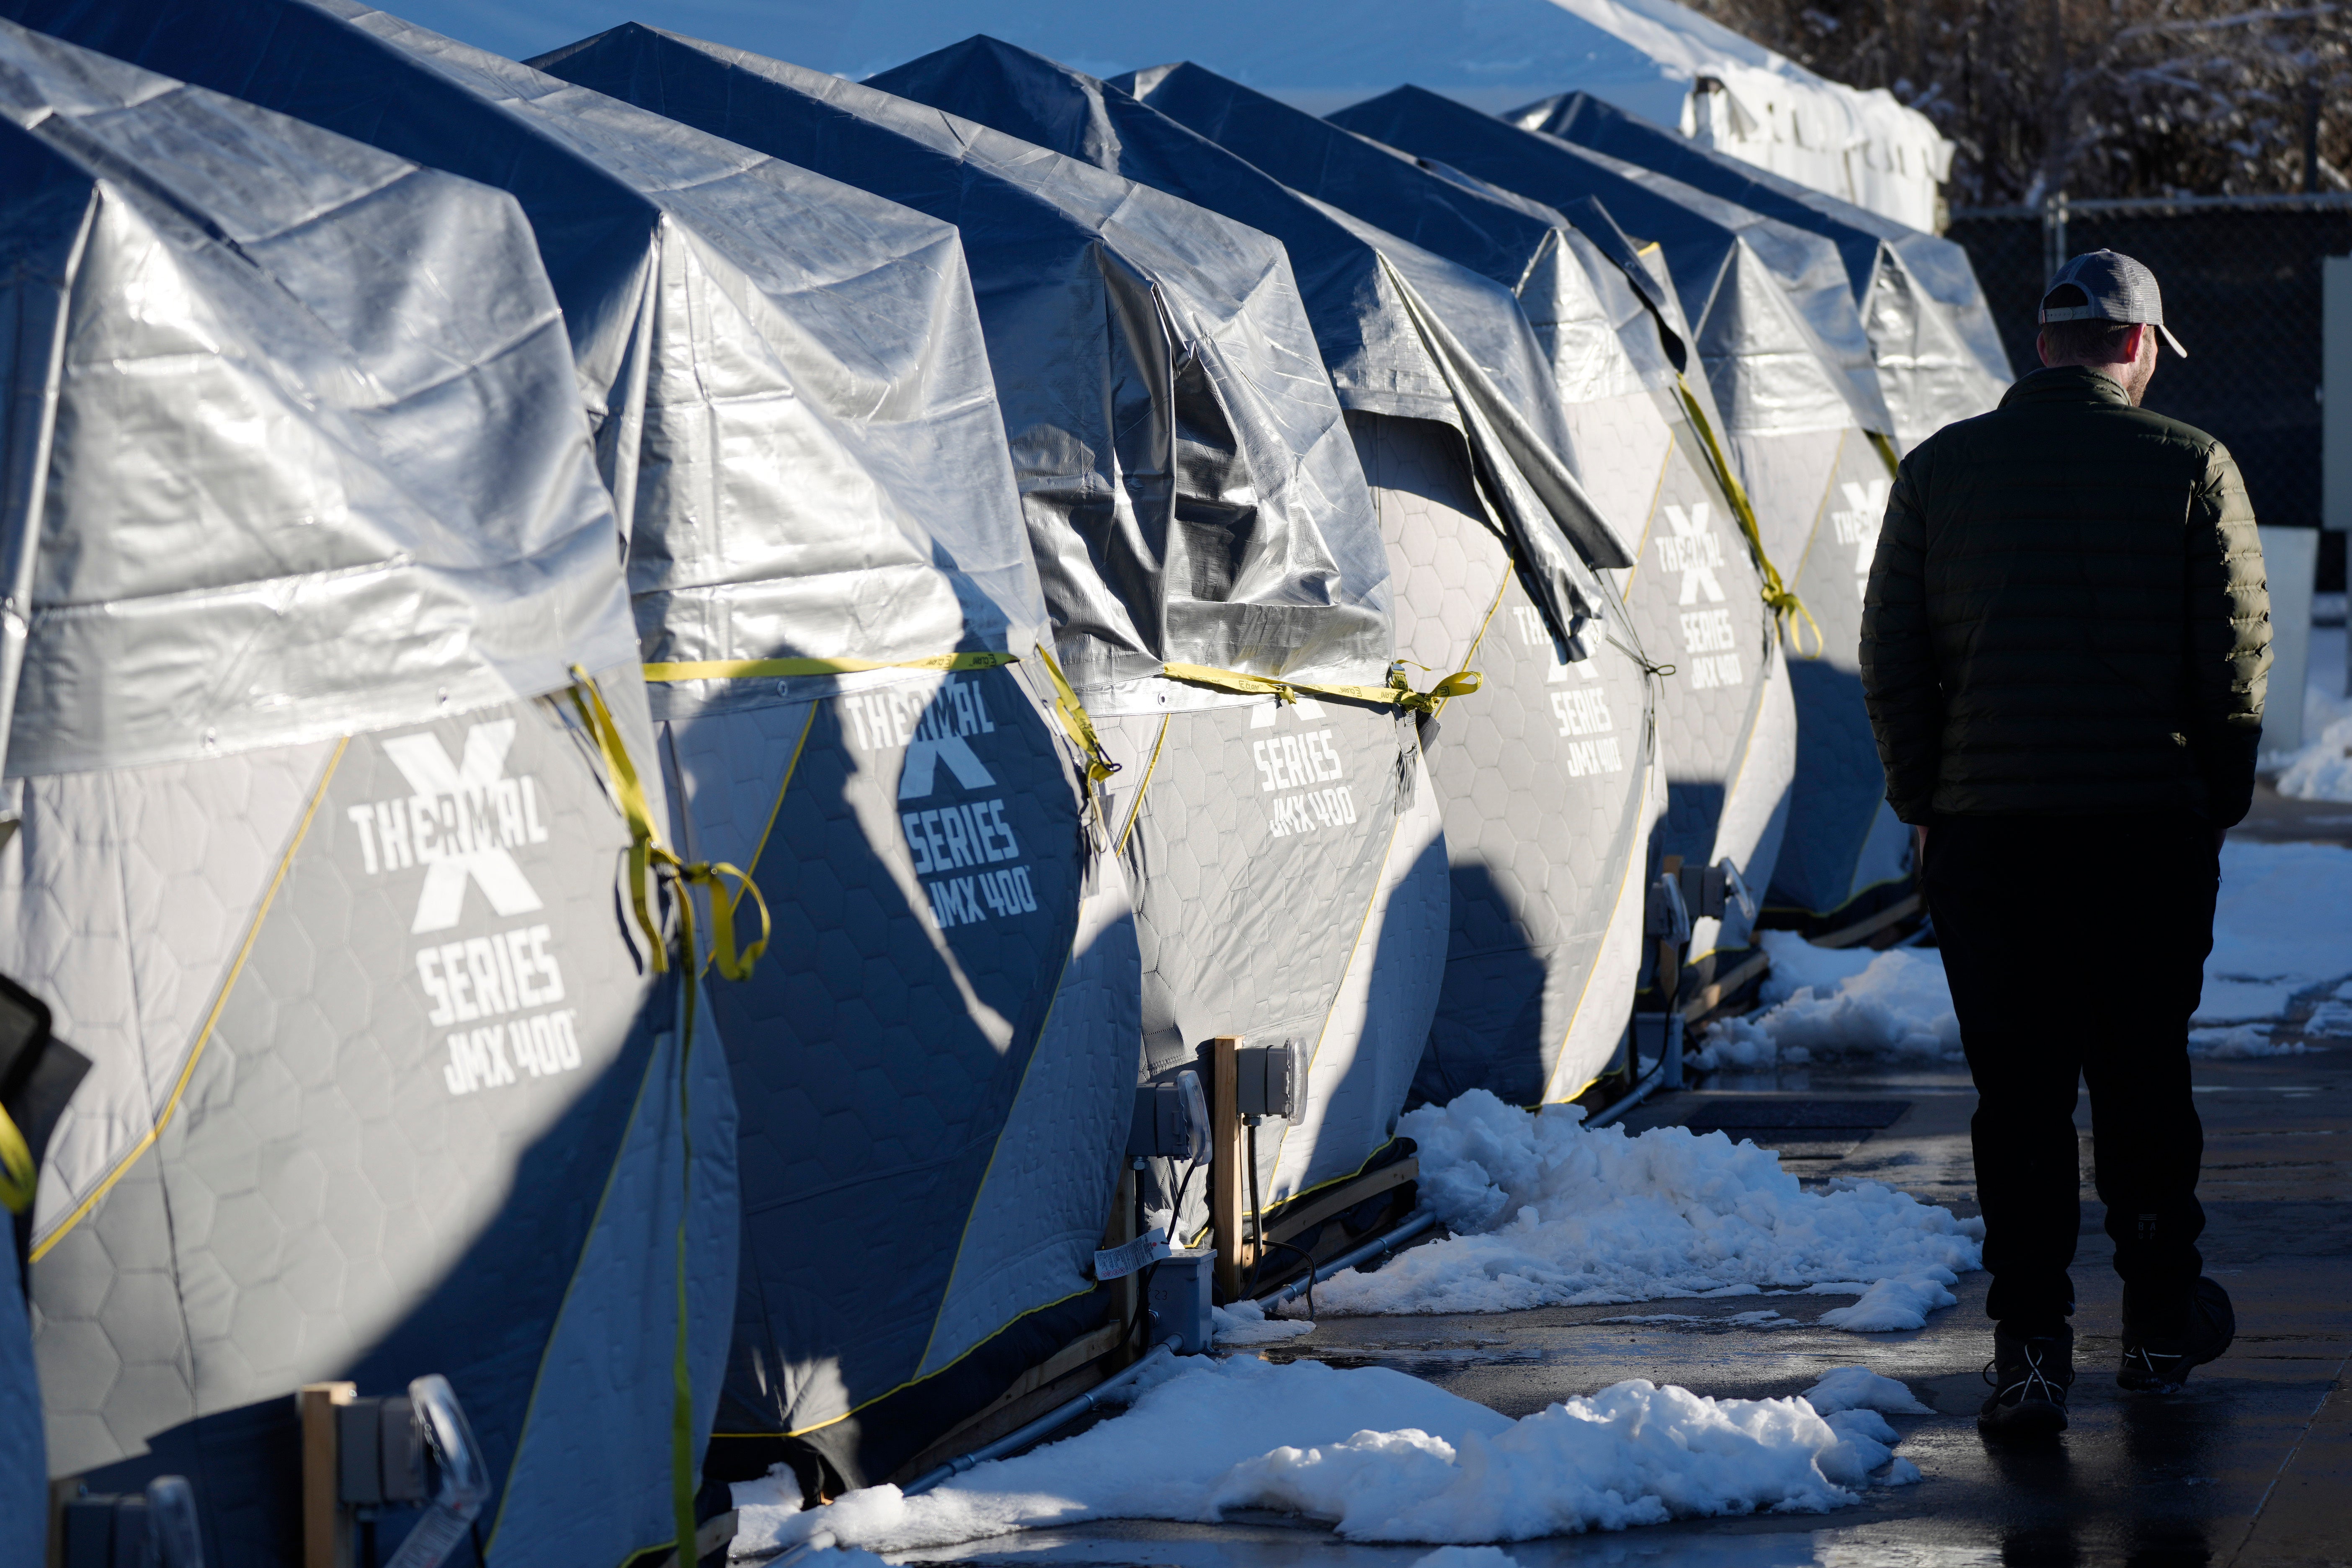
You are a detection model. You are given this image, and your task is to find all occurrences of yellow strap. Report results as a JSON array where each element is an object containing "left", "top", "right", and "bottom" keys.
[
  {"left": 1160, "top": 661, "right": 1483, "bottom": 716},
  {"left": 1672, "top": 376, "right": 1823, "bottom": 660},
  {"left": 1866, "top": 429, "right": 1901, "bottom": 479},
  {"left": 0, "top": 1101, "right": 34, "bottom": 1216},
  {"left": 1032, "top": 644, "right": 1120, "bottom": 784},
  {"left": 568, "top": 669, "right": 667, "bottom": 970},
  {"left": 567, "top": 666, "right": 770, "bottom": 985},
  {"left": 676, "top": 860, "right": 769, "bottom": 983},
  {"left": 642, "top": 652, "right": 1019, "bottom": 683}
]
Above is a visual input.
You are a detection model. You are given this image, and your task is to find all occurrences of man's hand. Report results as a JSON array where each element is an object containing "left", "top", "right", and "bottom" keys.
[{"left": 1914, "top": 824, "right": 1929, "bottom": 868}]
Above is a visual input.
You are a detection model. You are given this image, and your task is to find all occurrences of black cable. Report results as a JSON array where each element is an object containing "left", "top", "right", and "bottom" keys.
[
  {"left": 1123, "top": 1153, "right": 1200, "bottom": 1351},
  {"left": 1246, "top": 1120, "right": 1265, "bottom": 1294},
  {"left": 1263, "top": 1237, "right": 1319, "bottom": 1320}
]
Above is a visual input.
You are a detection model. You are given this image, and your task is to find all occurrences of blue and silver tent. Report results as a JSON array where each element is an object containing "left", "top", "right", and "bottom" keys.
[
  {"left": 1332, "top": 87, "right": 1914, "bottom": 941},
  {"left": 1508, "top": 90, "right": 2012, "bottom": 449},
  {"left": 3, "top": 0, "right": 1143, "bottom": 1514},
  {"left": 0, "top": 19, "right": 728, "bottom": 1565},
  {"left": 864, "top": 39, "right": 1676, "bottom": 1114},
  {"left": 534, "top": 23, "right": 1446, "bottom": 1290}
]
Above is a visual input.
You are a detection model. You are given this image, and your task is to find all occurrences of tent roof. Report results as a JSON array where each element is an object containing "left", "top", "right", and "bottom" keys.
[
  {"left": 1512, "top": 88, "right": 2014, "bottom": 428},
  {"left": 0, "top": 17, "right": 634, "bottom": 775},
  {"left": 1332, "top": 85, "right": 1893, "bottom": 441},
  {"left": 534, "top": 23, "right": 1396, "bottom": 691},
  {"left": 0, "top": 0, "right": 1052, "bottom": 672},
  {"left": 868, "top": 34, "right": 1634, "bottom": 615}
]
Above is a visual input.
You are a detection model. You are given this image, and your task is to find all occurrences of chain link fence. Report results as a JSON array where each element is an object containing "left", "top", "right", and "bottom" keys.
[{"left": 1948, "top": 195, "right": 2352, "bottom": 586}]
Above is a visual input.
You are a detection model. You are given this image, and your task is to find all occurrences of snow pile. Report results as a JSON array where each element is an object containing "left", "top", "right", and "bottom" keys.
[
  {"left": 1801, "top": 1365, "right": 1933, "bottom": 1415},
  {"left": 2275, "top": 634, "right": 2352, "bottom": 799},
  {"left": 2306, "top": 989, "right": 2352, "bottom": 1037},
  {"left": 2189, "top": 1024, "right": 2317, "bottom": 1059},
  {"left": 734, "top": 1355, "right": 1920, "bottom": 1556},
  {"left": 1695, "top": 933, "right": 1957, "bottom": 1069},
  {"left": 2198, "top": 842, "right": 2352, "bottom": 1024},
  {"left": 1212, "top": 1298, "right": 1314, "bottom": 1344},
  {"left": 2275, "top": 713, "right": 2352, "bottom": 802},
  {"left": 1411, "top": 1551, "right": 1522, "bottom": 1568},
  {"left": 1308, "top": 1091, "right": 1978, "bottom": 1329}
]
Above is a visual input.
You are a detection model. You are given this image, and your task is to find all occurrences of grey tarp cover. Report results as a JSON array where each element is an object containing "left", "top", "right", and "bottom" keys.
[
  {"left": 0, "top": 21, "right": 732, "bottom": 1568},
  {"left": 872, "top": 36, "right": 1649, "bottom": 1167},
  {"left": 3, "top": 0, "right": 1151, "bottom": 1499},
  {"left": 1333, "top": 88, "right": 1911, "bottom": 936},
  {"left": 529, "top": 24, "right": 1390, "bottom": 696},
  {"left": 1509, "top": 90, "right": 2013, "bottom": 449},
  {"left": 1108, "top": 62, "right": 1669, "bottom": 1103},
  {"left": 1056, "top": 59, "right": 1787, "bottom": 993},
  {"left": 535, "top": 27, "right": 1442, "bottom": 1250}
]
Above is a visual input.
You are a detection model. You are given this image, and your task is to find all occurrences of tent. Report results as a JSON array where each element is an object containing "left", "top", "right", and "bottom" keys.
[
  {"left": 535, "top": 23, "right": 1446, "bottom": 1283},
  {"left": 868, "top": 40, "right": 1689, "bottom": 1115},
  {"left": 1333, "top": 88, "right": 1913, "bottom": 938},
  {"left": 627, "top": 0, "right": 1950, "bottom": 230},
  {"left": 0, "top": 20, "right": 731, "bottom": 1566},
  {"left": 1509, "top": 90, "right": 2013, "bottom": 447},
  {"left": 981, "top": 48, "right": 1785, "bottom": 1019},
  {"left": 1100, "top": 59, "right": 1717, "bottom": 1101},
  {"left": 3, "top": 0, "right": 1142, "bottom": 1512}
]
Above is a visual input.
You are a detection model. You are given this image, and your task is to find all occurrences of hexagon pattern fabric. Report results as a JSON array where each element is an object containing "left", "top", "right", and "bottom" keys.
[
  {"left": 7, "top": 686, "right": 731, "bottom": 1568},
  {"left": 1734, "top": 429, "right": 1913, "bottom": 921},
  {"left": 1101, "top": 675, "right": 1434, "bottom": 1235},
  {"left": 662, "top": 663, "right": 1127, "bottom": 1442},
  {"left": 1358, "top": 415, "right": 1655, "bottom": 1109}
]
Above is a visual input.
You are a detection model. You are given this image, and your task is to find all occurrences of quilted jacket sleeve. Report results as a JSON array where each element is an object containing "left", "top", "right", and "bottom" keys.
[
  {"left": 1859, "top": 453, "right": 1940, "bottom": 824},
  {"left": 2185, "top": 443, "right": 2271, "bottom": 827}
]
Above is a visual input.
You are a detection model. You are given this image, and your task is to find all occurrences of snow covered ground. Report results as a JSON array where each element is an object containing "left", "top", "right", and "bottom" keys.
[
  {"left": 1694, "top": 838, "right": 2352, "bottom": 1068},
  {"left": 1302, "top": 1091, "right": 1978, "bottom": 1331},
  {"left": 2274, "top": 619, "right": 2350, "bottom": 802},
  {"left": 732, "top": 1354, "right": 1931, "bottom": 1558}
]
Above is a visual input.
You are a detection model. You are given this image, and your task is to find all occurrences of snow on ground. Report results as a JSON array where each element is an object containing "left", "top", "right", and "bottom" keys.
[
  {"left": 1801, "top": 1365, "right": 1933, "bottom": 1414},
  {"left": 2197, "top": 841, "right": 2352, "bottom": 1024},
  {"left": 731, "top": 1354, "right": 1924, "bottom": 1557},
  {"left": 1304, "top": 1091, "right": 1977, "bottom": 1330},
  {"left": 1694, "top": 840, "right": 2351, "bottom": 1063},
  {"left": 2275, "top": 620, "right": 2351, "bottom": 802},
  {"left": 1696, "top": 931, "right": 1956, "bottom": 1069},
  {"left": 1212, "top": 1299, "right": 1314, "bottom": 1344}
]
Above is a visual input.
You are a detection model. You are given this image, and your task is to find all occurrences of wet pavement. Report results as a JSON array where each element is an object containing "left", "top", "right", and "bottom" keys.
[{"left": 895, "top": 1042, "right": 2352, "bottom": 1566}]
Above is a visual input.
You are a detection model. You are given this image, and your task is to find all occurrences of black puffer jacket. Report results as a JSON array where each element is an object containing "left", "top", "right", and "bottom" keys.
[{"left": 1860, "top": 366, "right": 2270, "bottom": 825}]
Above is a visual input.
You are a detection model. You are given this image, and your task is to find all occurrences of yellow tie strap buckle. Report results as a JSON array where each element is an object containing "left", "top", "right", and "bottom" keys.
[{"left": 566, "top": 667, "right": 771, "bottom": 981}]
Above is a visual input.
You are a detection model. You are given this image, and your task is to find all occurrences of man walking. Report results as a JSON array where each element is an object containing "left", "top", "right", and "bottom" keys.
[{"left": 1860, "top": 250, "right": 2269, "bottom": 1437}]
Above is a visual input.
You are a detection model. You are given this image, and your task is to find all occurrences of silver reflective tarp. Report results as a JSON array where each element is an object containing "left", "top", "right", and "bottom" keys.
[
  {"left": 0, "top": 23, "right": 735, "bottom": 1566},
  {"left": 0, "top": 18, "right": 633, "bottom": 781},
  {"left": 1509, "top": 90, "right": 2012, "bottom": 448},
  {"left": 532, "top": 23, "right": 1393, "bottom": 694},
  {"left": 0, "top": 0, "right": 1053, "bottom": 678}
]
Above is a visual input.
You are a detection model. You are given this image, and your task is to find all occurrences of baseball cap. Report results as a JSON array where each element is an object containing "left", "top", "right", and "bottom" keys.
[{"left": 2039, "top": 250, "right": 2187, "bottom": 357}]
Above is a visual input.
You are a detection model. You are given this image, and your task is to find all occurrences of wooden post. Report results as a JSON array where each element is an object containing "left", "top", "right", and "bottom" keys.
[
  {"left": 1207, "top": 1034, "right": 1244, "bottom": 1299},
  {"left": 300, "top": 1381, "right": 357, "bottom": 1568},
  {"left": 1656, "top": 854, "right": 1683, "bottom": 1014}
]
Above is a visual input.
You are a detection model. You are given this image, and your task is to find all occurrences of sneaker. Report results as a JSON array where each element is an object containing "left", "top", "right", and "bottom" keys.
[
  {"left": 1979, "top": 1327, "right": 2074, "bottom": 1436},
  {"left": 2119, "top": 1277, "right": 2235, "bottom": 1393}
]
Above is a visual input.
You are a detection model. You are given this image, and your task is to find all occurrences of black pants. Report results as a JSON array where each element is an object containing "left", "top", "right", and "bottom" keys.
[{"left": 1923, "top": 812, "right": 2216, "bottom": 1338}]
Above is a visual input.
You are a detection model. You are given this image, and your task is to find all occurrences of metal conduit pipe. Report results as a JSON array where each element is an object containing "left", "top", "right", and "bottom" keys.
[
  {"left": 1255, "top": 1205, "right": 1440, "bottom": 1311},
  {"left": 899, "top": 1341, "right": 1181, "bottom": 1498},
  {"left": 1586, "top": 1059, "right": 1668, "bottom": 1129}
]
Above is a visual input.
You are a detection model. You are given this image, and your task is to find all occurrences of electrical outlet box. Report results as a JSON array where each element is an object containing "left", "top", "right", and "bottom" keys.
[
  {"left": 1147, "top": 1249, "right": 1215, "bottom": 1354},
  {"left": 1234, "top": 1042, "right": 1300, "bottom": 1120}
]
